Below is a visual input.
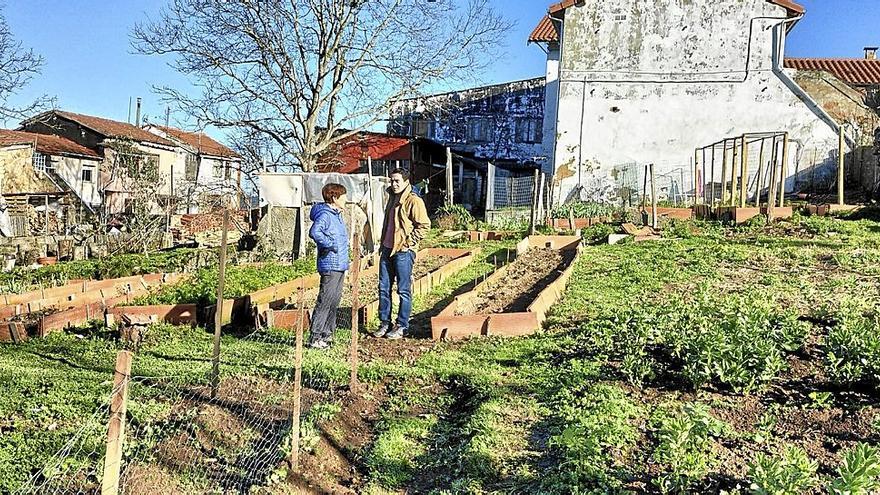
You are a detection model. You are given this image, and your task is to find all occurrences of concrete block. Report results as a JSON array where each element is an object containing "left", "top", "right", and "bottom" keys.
[{"left": 608, "top": 234, "right": 630, "bottom": 245}]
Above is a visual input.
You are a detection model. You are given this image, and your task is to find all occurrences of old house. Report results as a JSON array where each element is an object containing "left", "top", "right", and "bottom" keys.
[
  {"left": 0, "top": 130, "right": 102, "bottom": 236},
  {"left": 388, "top": 78, "right": 548, "bottom": 213},
  {"left": 388, "top": 78, "right": 548, "bottom": 168},
  {"left": 145, "top": 125, "right": 243, "bottom": 213},
  {"left": 529, "top": 0, "right": 868, "bottom": 204},
  {"left": 19, "top": 110, "right": 178, "bottom": 215}
]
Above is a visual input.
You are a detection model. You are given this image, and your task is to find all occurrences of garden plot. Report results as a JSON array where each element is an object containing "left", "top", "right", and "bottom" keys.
[
  {"left": 431, "top": 236, "right": 580, "bottom": 340},
  {"left": 298, "top": 253, "right": 455, "bottom": 308},
  {"left": 276, "top": 248, "right": 476, "bottom": 329},
  {"left": 0, "top": 273, "right": 187, "bottom": 340}
]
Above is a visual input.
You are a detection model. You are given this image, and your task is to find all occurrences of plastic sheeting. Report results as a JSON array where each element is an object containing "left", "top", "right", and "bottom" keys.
[{"left": 257, "top": 172, "right": 389, "bottom": 252}]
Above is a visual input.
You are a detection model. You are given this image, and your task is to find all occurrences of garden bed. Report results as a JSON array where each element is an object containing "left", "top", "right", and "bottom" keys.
[{"left": 431, "top": 236, "right": 580, "bottom": 340}]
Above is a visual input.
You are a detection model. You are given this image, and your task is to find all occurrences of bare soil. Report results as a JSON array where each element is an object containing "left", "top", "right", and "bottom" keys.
[
  {"left": 456, "top": 248, "right": 576, "bottom": 315},
  {"left": 295, "top": 255, "right": 454, "bottom": 309}
]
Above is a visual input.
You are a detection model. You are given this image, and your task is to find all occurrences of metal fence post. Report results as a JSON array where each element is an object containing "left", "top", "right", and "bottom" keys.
[{"left": 101, "top": 350, "right": 132, "bottom": 495}]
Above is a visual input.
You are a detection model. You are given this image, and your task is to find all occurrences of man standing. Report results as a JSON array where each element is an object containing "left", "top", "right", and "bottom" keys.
[{"left": 373, "top": 168, "right": 430, "bottom": 339}]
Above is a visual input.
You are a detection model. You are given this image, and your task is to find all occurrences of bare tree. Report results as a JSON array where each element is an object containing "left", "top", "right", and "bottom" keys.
[
  {"left": 131, "top": 0, "right": 510, "bottom": 172},
  {"left": 0, "top": 6, "right": 53, "bottom": 123}
]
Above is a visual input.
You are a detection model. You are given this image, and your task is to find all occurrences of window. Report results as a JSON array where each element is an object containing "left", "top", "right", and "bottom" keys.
[
  {"left": 185, "top": 154, "right": 199, "bottom": 181},
  {"left": 411, "top": 119, "right": 436, "bottom": 138},
  {"left": 81, "top": 167, "right": 94, "bottom": 183},
  {"left": 466, "top": 117, "right": 494, "bottom": 143},
  {"left": 224, "top": 161, "right": 233, "bottom": 180},
  {"left": 515, "top": 118, "right": 543, "bottom": 144},
  {"left": 212, "top": 161, "right": 223, "bottom": 178},
  {"left": 32, "top": 153, "right": 48, "bottom": 172}
]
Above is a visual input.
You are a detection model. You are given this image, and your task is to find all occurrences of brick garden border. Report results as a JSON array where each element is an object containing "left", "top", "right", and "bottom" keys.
[{"left": 430, "top": 235, "right": 581, "bottom": 341}]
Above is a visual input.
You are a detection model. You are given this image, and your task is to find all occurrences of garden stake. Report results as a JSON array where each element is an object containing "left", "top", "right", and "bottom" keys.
[
  {"left": 101, "top": 350, "right": 132, "bottom": 495},
  {"left": 291, "top": 279, "right": 304, "bottom": 472},
  {"left": 210, "top": 209, "right": 229, "bottom": 398},
  {"left": 350, "top": 223, "right": 361, "bottom": 393}
]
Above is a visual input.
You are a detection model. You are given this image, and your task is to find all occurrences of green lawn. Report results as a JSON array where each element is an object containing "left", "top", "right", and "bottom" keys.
[{"left": 5, "top": 213, "right": 880, "bottom": 493}]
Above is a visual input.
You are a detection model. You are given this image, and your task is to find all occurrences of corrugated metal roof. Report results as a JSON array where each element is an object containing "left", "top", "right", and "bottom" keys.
[
  {"left": 785, "top": 58, "right": 880, "bottom": 86},
  {"left": 0, "top": 129, "right": 101, "bottom": 158},
  {"left": 528, "top": 16, "right": 558, "bottom": 43}
]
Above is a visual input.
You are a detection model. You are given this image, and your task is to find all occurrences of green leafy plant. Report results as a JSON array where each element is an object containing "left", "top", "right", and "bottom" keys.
[
  {"left": 753, "top": 405, "right": 779, "bottom": 444},
  {"left": 829, "top": 443, "right": 880, "bottom": 495},
  {"left": 825, "top": 304, "right": 880, "bottom": 386},
  {"left": 582, "top": 223, "right": 616, "bottom": 245},
  {"left": 664, "top": 293, "right": 808, "bottom": 393},
  {"left": 434, "top": 204, "right": 476, "bottom": 230},
  {"left": 748, "top": 445, "right": 818, "bottom": 495},
  {"left": 548, "top": 383, "right": 642, "bottom": 487},
  {"left": 807, "top": 391, "right": 833, "bottom": 410},
  {"left": 651, "top": 403, "right": 728, "bottom": 494},
  {"left": 551, "top": 201, "right": 619, "bottom": 220}
]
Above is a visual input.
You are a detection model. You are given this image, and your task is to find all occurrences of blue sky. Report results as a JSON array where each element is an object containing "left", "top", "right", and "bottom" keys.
[{"left": 3, "top": 0, "right": 877, "bottom": 140}]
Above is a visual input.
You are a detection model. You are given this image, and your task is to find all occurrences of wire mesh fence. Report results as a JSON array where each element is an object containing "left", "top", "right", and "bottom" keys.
[{"left": 15, "top": 255, "right": 365, "bottom": 494}]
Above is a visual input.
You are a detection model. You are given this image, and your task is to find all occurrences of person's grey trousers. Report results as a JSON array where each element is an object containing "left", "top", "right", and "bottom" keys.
[{"left": 309, "top": 271, "right": 345, "bottom": 344}]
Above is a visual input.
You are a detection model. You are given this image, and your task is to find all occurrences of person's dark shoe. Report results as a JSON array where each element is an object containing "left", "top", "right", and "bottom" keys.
[
  {"left": 384, "top": 324, "right": 405, "bottom": 340},
  {"left": 308, "top": 340, "right": 330, "bottom": 350},
  {"left": 372, "top": 321, "right": 391, "bottom": 338}
]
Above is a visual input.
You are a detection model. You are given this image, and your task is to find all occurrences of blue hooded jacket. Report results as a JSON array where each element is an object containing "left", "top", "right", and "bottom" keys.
[{"left": 309, "top": 203, "right": 350, "bottom": 273}]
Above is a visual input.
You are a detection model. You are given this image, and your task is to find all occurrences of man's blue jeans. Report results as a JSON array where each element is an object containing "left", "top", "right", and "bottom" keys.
[{"left": 378, "top": 247, "right": 415, "bottom": 329}]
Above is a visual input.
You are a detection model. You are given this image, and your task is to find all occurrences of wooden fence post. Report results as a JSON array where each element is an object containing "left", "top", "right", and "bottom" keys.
[
  {"left": 731, "top": 137, "right": 740, "bottom": 208},
  {"left": 767, "top": 137, "right": 780, "bottom": 222},
  {"left": 650, "top": 163, "right": 658, "bottom": 229},
  {"left": 779, "top": 132, "right": 789, "bottom": 207},
  {"left": 838, "top": 125, "right": 845, "bottom": 206},
  {"left": 349, "top": 222, "right": 361, "bottom": 393},
  {"left": 485, "top": 162, "right": 495, "bottom": 213},
  {"left": 101, "top": 350, "right": 132, "bottom": 495},
  {"left": 720, "top": 140, "right": 730, "bottom": 205},
  {"left": 211, "top": 209, "right": 230, "bottom": 398},
  {"left": 754, "top": 138, "right": 765, "bottom": 206},
  {"left": 290, "top": 279, "right": 304, "bottom": 472},
  {"left": 445, "top": 147, "right": 454, "bottom": 207},
  {"left": 739, "top": 137, "right": 749, "bottom": 208},
  {"left": 529, "top": 169, "right": 539, "bottom": 235}
]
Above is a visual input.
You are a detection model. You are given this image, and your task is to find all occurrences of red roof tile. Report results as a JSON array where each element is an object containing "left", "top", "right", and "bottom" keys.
[
  {"left": 529, "top": 16, "right": 559, "bottom": 43},
  {"left": 150, "top": 125, "right": 240, "bottom": 159},
  {"left": 785, "top": 58, "right": 880, "bottom": 86},
  {"left": 0, "top": 130, "right": 101, "bottom": 159},
  {"left": 537, "top": 0, "right": 805, "bottom": 42},
  {"left": 54, "top": 111, "right": 176, "bottom": 147}
]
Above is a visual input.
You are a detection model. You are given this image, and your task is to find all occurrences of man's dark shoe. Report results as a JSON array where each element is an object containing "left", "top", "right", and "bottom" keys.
[
  {"left": 372, "top": 321, "right": 391, "bottom": 338},
  {"left": 384, "top": 325, "right": 405, "bottom": 340}
]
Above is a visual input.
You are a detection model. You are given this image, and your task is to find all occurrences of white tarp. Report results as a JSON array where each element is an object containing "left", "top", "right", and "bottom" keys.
[{"left": 257, "top": 172, "right": 389, "bottom": 252}]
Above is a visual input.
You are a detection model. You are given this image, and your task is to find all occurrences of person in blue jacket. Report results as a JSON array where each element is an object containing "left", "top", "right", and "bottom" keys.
[{"left": 308, "top": 183, "right": 350, "bottom": 349}]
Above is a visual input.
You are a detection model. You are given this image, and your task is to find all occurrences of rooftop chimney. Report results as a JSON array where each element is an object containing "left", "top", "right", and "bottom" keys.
[
  {"left": 135, "top": 97, "right": 142, "bottom": 128},
  {"left": 865, "top": 47, "right": 878, "bottom": 60}
]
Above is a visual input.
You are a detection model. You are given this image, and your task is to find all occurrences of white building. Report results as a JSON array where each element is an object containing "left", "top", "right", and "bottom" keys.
[
  {"left": 529, "top": 0, "right": 850, "bottom": 204},
  {"left": 145, "top": 125, "right": 242, "bottom": 213}
]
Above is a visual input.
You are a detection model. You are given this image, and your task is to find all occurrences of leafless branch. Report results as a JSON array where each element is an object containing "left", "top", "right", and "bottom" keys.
[{"left": 131, "top": 0, "right": 510, "bottom": 171}]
